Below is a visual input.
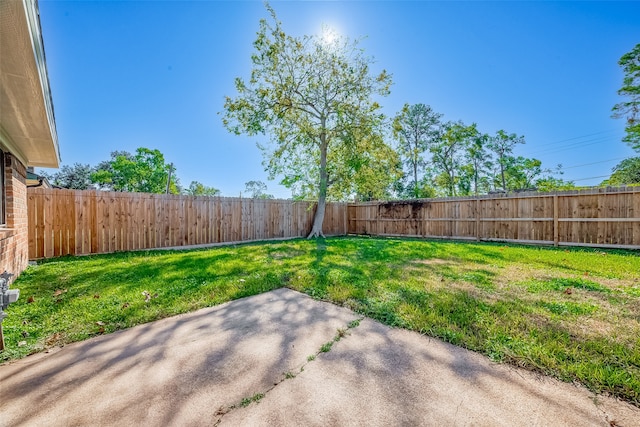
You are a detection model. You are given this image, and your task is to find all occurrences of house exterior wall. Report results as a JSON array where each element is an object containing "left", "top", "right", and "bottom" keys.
[
  {"left": 0, "top": 153, "right": 28, "bottom": 283},
  {"left": 1, "top": 0, "right": 59, "bottom": 283}
]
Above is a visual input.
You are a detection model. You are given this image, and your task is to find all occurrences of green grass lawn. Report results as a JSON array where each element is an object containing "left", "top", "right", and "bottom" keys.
[{"left": 2, "top": 236, "right": 639, "bottom": 405}]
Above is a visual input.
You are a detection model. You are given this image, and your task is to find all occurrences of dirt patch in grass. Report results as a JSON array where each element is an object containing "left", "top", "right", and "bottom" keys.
[
  {"left": 268, "top": 249, "right": 307, "bottom": 260},
  {"left": 568, "top": 317, "right": 616, "bottom": 340},
  {"left": 411, "top": 258, "right": 452, "bottom": 266},
  {"left": 497, "top": 264, "right": 553, "bottom": 287}
]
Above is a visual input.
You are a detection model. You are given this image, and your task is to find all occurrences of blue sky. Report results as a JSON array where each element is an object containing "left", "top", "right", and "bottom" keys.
[{"left": 38, "top": 1, "right": 639, "bottom": 198}]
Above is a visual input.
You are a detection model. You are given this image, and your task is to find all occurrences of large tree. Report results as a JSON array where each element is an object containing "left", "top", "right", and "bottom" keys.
[
  {"left": 392, "top": 103, "right": 442, "bottom": 198},
  {"left": 91, "top": 147, "right": 179, "bottom": 194},
  {"left": 612, "top": 44, "right": 640, "bottom": 151},
  {"left": 222, "top": 4, "right": 392, "bottom": 237}
]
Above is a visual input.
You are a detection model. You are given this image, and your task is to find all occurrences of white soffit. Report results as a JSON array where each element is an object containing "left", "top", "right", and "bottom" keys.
[{"left": 0, "top": 0, "right": 60, "bottom": 168}]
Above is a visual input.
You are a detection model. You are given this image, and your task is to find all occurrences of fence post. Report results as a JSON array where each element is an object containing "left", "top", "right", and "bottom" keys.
[
  {"left": 343, "top": 203, "right": 348, "bottom": 235},
  {"left": 475, "top": 198, "right": 480, "bottom": 242},
  {"left": 553, "top": 194, "right": 559, "bottom": 247}
]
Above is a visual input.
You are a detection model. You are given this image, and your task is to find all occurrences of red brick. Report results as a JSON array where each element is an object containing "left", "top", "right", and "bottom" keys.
[{"left": 1, "top": 153, "right": 28, "bottom": 284}]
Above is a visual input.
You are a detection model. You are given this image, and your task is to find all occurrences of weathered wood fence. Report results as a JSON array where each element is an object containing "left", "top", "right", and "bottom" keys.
[
  {"left": 27, "top": 189, "right": 347, "bottom": 259},
  {"left": 348, "top": 187, "right": 640, "bottom": 249}
]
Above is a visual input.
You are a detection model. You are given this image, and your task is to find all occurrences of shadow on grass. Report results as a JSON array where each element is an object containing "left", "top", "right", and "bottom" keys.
[{"left": 4, "top": 236, "right": 639, "bottom": 407}]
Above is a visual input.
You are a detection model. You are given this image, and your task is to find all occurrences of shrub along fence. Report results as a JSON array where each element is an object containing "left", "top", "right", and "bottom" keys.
[
  {"left": 348, "top": 186, "right": 640, "bottom": 250},
  {"left": 27, "top": 189, "right": 347, "bottom": 259}
]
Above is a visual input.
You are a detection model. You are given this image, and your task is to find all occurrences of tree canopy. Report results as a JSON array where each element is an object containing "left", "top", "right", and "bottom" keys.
[
  {"left": 244, "top": 180, "right": 274, "bottom": 199},
  {"left": 603, "top": 157, "right": 640, "bottom": 185},
  {"left": 430, "top": 121, "right": 478, "bottom": 197},
  {"left": 91, "top": 148, "right": 180, "bottom": 194},
  {"left": 393, "top": 103, "right": 442, "bottom": 198},
  {"left": 184, "top": 181, "right": 220, "bottom": 197},
  {"left": 612, "top": 43, "right": 640, "bottom": 151},
  {"left": 44, "top": 163, "right": 95, "bottom": 190},
  {"left": 222, "top": 3, "right": 393, "bottom": 237},
  {"left": 385, "top": 104, "right": 573, "bottom": 197},
  {"left": 487, "top": 130, "right": 525, "bottom": 191},
  {"left": 46, "top": 147, "right": 225, "bottom": 196}
]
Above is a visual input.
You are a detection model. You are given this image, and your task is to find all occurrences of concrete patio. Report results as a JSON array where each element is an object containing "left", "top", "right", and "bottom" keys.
[{"left": 1, "top": 288, "right": 638, "bottom": 426}]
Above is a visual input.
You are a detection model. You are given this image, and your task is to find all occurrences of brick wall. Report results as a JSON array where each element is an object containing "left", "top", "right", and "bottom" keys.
[{"left": 0, "top": 153, "right": 28, "bottom": 284}]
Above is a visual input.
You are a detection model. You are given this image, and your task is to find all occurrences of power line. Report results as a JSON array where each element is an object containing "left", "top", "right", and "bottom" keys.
[
  {"left": 528, "top": 135, "right": 619, "bottom": 156},
  {"left": 530, "top": 129, "right": 618, "bottom": 149},
  {"left": 526, "top": 129, "right": 624, "bottom": 156},
  {"left": 560, "top": 157, "right": 625, "bottom": 170},
  {"left": 571, "top": 174, "right": 610, "bottom": 182}
]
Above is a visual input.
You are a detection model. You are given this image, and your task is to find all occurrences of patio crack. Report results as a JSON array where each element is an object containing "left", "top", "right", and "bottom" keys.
[{"left": 213, "top": 316, "right": 364, "bottom": 426}]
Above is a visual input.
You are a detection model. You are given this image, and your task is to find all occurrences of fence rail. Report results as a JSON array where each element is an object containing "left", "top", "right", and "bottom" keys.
[
  {"left": 27, "top": 189, "right": 347, "bottom": 259},
  {"left": 347, "top": 187, "right": 640, "bottom": 250}
]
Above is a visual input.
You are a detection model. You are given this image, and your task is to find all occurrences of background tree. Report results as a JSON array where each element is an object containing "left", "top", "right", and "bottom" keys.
[
  {"left": 222, "top": 4, "right": 392, "bottom": 237},
  {"left": 487, "top": 130, "right": 525, "bottom": 191},
  {"left": 392, "top": 103, "right": 442, "bottom": 197},
  {"left": 535, "top": 177, "right": 577, "bottom": 192},
  {"left": 602, "top": 157, "right": 640, "bottom": 185},
  {"left": 43, "top": 163, "right": 95, "bottom": 189},
  {"left": 91, "top": 147, "right": 179, "bottom": 194},
  {"left": 91, "top": 150, "right": 133, "bottom": 191},
  {"left": 184, "top": 181, "right": 220, "bottom": 196},
  {"left": 461, "top": 128, "right": 491, "bottom": 195},
  {"left": 612, "top": 43, "right": 640, "bottom": 151},
  {"left": 244, "top": 180, "right": 274, "bottom": 199},
  {"left": 501, "top": 156, "right": 547, "bottom": 191},
  {"left": 393, "top": 175, "right": 438, "bottom": 199},
  {"left": 430, "top": 121, "right": 475, "bottom": 196}
]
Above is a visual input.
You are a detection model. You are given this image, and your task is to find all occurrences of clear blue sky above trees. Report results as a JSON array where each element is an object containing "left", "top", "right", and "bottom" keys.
[{"left": 38, "top": 0, "right": 639, "bottom": 198}]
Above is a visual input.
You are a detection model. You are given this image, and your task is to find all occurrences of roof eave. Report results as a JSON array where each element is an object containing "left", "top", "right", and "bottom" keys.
[
  {"left": 23, "top": 0, "right": 60, "bottom": 167},
  {"left": 0, "top": 0, "right": 60, "bottom": 169}
]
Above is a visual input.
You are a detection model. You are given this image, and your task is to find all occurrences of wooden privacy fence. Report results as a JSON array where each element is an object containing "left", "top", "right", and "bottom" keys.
[
  {"left": 27, "top": 186, "right": 640, "bottom": 259},
  {"left": 28, "top": 189, "right": 347, "bottom": 259},
  {"left": 348, "top": 187, "right": 640, "bottom": 250}
]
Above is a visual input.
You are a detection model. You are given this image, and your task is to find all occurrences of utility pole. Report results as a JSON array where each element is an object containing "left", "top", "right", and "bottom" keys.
[{"left": 166, "top": 163, "right": 173, "bottom": 194}]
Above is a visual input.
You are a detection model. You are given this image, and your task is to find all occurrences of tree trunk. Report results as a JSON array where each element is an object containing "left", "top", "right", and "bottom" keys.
[
  {"left": 450, "top": 169, "right": 456, "bottom": 196},
  {"left": 474, "top": 169, "right": 478, "bottom": 196},
  {"left": 308, "top": 133, "right": 328, "bottom": 238},
  {"left": 413, "top": 161, "right": 418, "bottom": 198},
  {"left": 497, "top": 150, "right": 507, "bottom": 191}
]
